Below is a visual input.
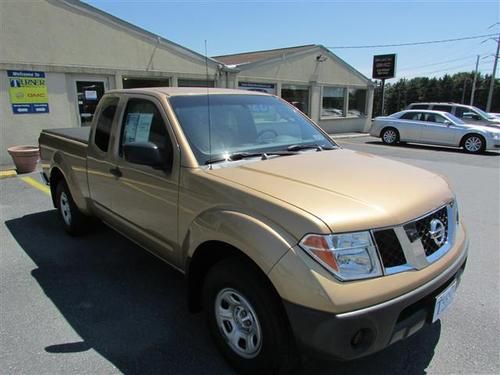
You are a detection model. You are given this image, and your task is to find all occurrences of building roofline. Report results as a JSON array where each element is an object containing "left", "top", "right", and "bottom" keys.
[
  {"left": 60, "top": 0, "right": 220, "bottom": 67},
  {"left": 212, "top": 44, "right": 317, "bottom": 60}
]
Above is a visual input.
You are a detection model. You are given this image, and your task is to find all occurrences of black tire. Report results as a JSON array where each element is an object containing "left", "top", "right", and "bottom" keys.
[
  {"left": 203, "top": 257, "right": 298, "bottom": 374},
  {"left": 55, "top": 180, "right": 90, "bottom": 235},
  {"left": 462, "top": 134, "right": 485, "bottom": 154},
  {"left": 381, "top": 127, "right": 399, "bottom": 145}
]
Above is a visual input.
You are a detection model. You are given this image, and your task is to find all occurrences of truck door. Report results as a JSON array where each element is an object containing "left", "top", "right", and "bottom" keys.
[
  {"left": 108, "top": 95, "right": 180, "bottom": 267},
  {"left": 87, "top": 96, "right": 121, "bottom": 214}
]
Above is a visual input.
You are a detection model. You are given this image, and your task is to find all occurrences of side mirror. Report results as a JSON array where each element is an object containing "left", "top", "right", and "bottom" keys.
[
  {"left": 123, "top": 142, "right": 166, "bottom": 167},
  {"left": 443, "top": 120, "right": 451, "bottom": 126}
]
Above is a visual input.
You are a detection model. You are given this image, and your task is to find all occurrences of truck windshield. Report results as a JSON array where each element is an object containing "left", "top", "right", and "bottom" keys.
[{"left": 169, "top": 94, "right": 336, "bottom": 165}]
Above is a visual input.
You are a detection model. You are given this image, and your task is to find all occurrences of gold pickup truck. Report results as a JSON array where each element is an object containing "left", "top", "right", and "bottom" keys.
[{"left": 39, "top": 88, "right": 468, "bottom": 374}]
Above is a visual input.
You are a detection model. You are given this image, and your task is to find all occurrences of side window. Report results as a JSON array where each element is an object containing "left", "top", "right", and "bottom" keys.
[
  {"left": 401, "top": 112, "right": 422, "bottom": 121},
  {"left": 94, "top": 97, "right": 119, "bottom": 152},
  {"left": 454, "top": 107, "right": 466, "bottom": 118},
  {"left": 401, "top": 112, "right": 416, "bottom": 120},
  {"left": 423, "top": 113, "right": 447, "bottom": 124},
  {"left": 433, "top": 105, "right": 452, "bottom": 113},
  {"left": 120, "top": 98, "right": 172, "bottom": 160},
  {"left": 409, "top": 104, "right": 428, "bottom": 110}
]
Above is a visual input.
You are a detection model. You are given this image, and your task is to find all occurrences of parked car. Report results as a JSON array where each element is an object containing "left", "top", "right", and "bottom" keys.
[
  {"left": 39, "top": 88, "right": 468, "bottom": 373},
  {"left": 371, "top": 109, "right": 500, "bottom": 153},
  {"left": 406, "top": 102, "right": 500, "bottom": 126}
]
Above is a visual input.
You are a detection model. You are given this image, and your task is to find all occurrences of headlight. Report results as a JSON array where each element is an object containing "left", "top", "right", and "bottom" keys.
[
  {"left": 299, "top": 231, "right": 382, "bottom": 281},
  {"left": 487, "top": 132, "right": 500, "bottom": 139}
]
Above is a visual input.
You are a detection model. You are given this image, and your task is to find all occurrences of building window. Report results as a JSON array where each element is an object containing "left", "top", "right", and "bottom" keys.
[
  {"left": 178, "top": 79, "right": 214, "bottom": 87},
  {"left": 322, "top": 87, "right": 345, "bottom": 118},
  {"left": 281, "top": 85, "right": 310, "bottom": 116},
  {"left": 347, "top": 88, "right": 367, "bottom": 117}
]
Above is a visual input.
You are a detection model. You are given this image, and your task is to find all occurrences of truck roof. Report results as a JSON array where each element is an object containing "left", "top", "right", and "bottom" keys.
[{"left": 106, "top": 87, "right": 270, "bottom": 97}]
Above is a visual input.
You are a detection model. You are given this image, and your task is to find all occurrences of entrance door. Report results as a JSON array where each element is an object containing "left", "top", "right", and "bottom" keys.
[{"left": 76, "top": 81, "right": 105, "bottom": 126}]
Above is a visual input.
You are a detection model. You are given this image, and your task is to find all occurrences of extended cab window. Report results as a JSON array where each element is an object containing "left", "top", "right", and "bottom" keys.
[
  {"left": 409, "top": 104, "right": 428, "bottom": 110},
  {"left": 120, "top": 99, "right": 172, "bottom": 160},
  {"left": 94, "top": 97, "right": 119, "bottom": 152}
]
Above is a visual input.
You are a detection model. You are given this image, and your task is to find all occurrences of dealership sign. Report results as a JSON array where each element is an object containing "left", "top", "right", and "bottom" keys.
[
  {"left": 372, "top": 54, "right": 397, "bottom": 80},
  {"left": 8, "top": 70, "right": 49, "bottom": 114}
]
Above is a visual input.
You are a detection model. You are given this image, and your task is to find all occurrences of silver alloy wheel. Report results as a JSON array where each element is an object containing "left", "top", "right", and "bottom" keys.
[
  {"left": 464, "top": 136, "right": 482, "bottom": 152},
  {"left": 215, "top": 288, "right": 262, "bottom": 359},
  {"left": 383, "top": 129, "right": 397, "bottom": 144},
  {"left": 60, "top": 191, "right": 72, "bottom": 226}
]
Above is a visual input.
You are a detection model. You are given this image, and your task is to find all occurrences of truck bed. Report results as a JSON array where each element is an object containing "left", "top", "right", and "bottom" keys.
[{"left": 42, "top": 127, "right": 90, "bottom": 145}]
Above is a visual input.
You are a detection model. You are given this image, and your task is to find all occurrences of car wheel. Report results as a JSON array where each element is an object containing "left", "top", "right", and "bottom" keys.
[
  {"left": 462, "top": 134, "right": 485, "bottom": 154},
  {"left": 203, "top": 257, "right": 298, "bottom": 374},
  {"left": 381, "top": 128, "right": 399, "bottom": 145},
  {"left": 55, "top": 180, "right": 90, "bottom": 235}
]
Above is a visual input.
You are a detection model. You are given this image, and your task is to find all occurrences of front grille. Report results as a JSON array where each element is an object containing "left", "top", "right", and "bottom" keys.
[
  {"left": 404, "top": 206, "right": 448, "bottom": 256},
  {"left": 373, "top": 229, "right": 406, "bottom": 267}
]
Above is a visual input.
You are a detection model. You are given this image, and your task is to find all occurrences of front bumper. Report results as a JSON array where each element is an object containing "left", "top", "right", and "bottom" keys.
[{"left": 283, "top": 241, "right": 468, "bottom": 361}]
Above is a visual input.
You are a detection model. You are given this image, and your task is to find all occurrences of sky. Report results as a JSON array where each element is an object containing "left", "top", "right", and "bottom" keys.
[{"left": 84, "top": 0, "right": 500, "bottom": 81}]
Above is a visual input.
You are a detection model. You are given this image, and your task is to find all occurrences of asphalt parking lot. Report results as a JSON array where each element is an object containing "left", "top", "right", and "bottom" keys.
[{"left": 1, "top": 136, "right": 499, "bottom": 375}]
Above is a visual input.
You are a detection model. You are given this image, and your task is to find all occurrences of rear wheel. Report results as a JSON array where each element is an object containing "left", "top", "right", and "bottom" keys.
[
  {"left": 381, "top": 128, "right": 399, "bottom": 145},
  {"left": 203, "top": 257, "right": 298, "bottom": 374},
  {"left": 55, "top": 180, "right": 90, "bottom": 235},
  {"left": 462, "top": 134, "right": 485, "bottom": 154}
]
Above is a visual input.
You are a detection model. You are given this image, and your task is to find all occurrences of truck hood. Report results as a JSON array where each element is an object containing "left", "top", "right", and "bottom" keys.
[{"left": 208, "top": 149, "right": 453, "bottom": 233}]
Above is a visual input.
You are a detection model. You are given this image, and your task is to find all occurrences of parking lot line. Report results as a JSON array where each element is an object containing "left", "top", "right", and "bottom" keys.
[{"left": 20, "top": 176, "right": 50, "bottom": 195}]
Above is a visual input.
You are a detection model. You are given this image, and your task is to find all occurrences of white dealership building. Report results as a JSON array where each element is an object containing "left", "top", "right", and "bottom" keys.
[{"left": 0, "top": 0, "right": 373, "bottom": 167}]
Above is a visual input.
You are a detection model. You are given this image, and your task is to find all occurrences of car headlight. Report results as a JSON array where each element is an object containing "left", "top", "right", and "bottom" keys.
[
  {"left": 487, "top": 131, "right": 500, "bottom": 139},
  {"left": 299, "top": 231, "right": 383, "bottom": 281}
]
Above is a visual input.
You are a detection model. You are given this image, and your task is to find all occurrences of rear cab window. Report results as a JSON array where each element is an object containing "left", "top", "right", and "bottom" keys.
[{"left": 94, "top": 97, "right": 119, "bottom": 152}]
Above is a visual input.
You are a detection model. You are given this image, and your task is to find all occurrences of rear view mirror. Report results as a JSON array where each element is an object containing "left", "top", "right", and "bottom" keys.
[{"left": 123, "top": 142, "right": 166, "bottom": 167}]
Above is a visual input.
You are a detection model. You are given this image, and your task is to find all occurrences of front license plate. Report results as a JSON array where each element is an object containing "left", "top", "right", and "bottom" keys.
[{"left": 432, "top": 279, "right": 458, "bottom": 323}]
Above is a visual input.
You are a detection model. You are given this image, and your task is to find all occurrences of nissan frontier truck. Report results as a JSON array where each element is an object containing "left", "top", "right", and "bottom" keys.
[{"left": 39, "top": 88, "right": 468, "bottom": 374}]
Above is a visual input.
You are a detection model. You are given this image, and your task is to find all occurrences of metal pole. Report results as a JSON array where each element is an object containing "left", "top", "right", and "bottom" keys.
[
  {"left": 461, "top": 79, "right": 467, "bottom": 104},
  {"left": 486, "top": 35, "right": 499, "bottom": 112},
  {"left": 470, "top": 55, "right": 480, "bottom": 106},
  {"left": 380, "top": 79, "right": 386, "bottom": 115}
]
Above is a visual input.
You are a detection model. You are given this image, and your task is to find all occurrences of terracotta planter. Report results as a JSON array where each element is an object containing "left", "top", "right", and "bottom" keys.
[{"left": 7, "top": 145, "right": 40, "bottom": 174}]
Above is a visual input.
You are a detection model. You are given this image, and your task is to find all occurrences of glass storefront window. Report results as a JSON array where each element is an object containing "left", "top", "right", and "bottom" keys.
[
  {"left": 281, "top": 85, "right": 310, "bottom": 116},
  {"left": 322, "top": 87, "right": 345, "bottom": 118},
  {"left": 347, "top": 88, "right": 367, "bottom": 117}
]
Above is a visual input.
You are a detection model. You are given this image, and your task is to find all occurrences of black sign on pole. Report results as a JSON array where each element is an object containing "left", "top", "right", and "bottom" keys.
[
  {"left": 372, "top": 54, "right": 397, "bottom": 80},
  {"left": 373, "top": 54, "right": 396, "bottom": 115}
]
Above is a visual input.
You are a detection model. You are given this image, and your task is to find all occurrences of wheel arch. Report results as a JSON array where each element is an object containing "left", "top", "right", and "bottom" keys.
[
  {"left": 49, "top": 167, "right": 65, "bottom": 207},
  {"left": 186, "top": 240, "right": 284, "bottom": 313},
  {"left": 460, "top": 132, "right": 486, "bottom": 147}
]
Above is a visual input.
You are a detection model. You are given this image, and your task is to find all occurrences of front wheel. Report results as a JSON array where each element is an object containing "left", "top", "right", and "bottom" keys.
[
  {"left": 203, "top": 257, "right": 298, "bottom": 374},
  {"left": 462, "top": 134, "right": 485, "bottom": 154},
  {"left": 381, "top": 128, "right": 399, "bottom": 145}
]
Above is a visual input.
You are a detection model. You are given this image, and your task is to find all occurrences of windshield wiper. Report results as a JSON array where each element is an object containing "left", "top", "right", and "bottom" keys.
[
  {"left": 287, "top": 143, "right": 335, "bottom": 152},
  {"left": 205, "top": 151, "right": 297, "bottom": 165}
]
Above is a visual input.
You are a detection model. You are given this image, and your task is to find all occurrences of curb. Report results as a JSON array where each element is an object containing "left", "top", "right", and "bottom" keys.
[
  {"left": 0, "top": 170, "right": 17, "bottom": 179},
  {"left": 329, "top": 133, "right": 369, "bottom": 139}
]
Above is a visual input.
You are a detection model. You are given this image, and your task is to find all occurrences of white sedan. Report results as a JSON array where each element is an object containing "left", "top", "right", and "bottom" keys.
[{"left": 370, "top": 110, "right": 500, "bottom": 153}]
